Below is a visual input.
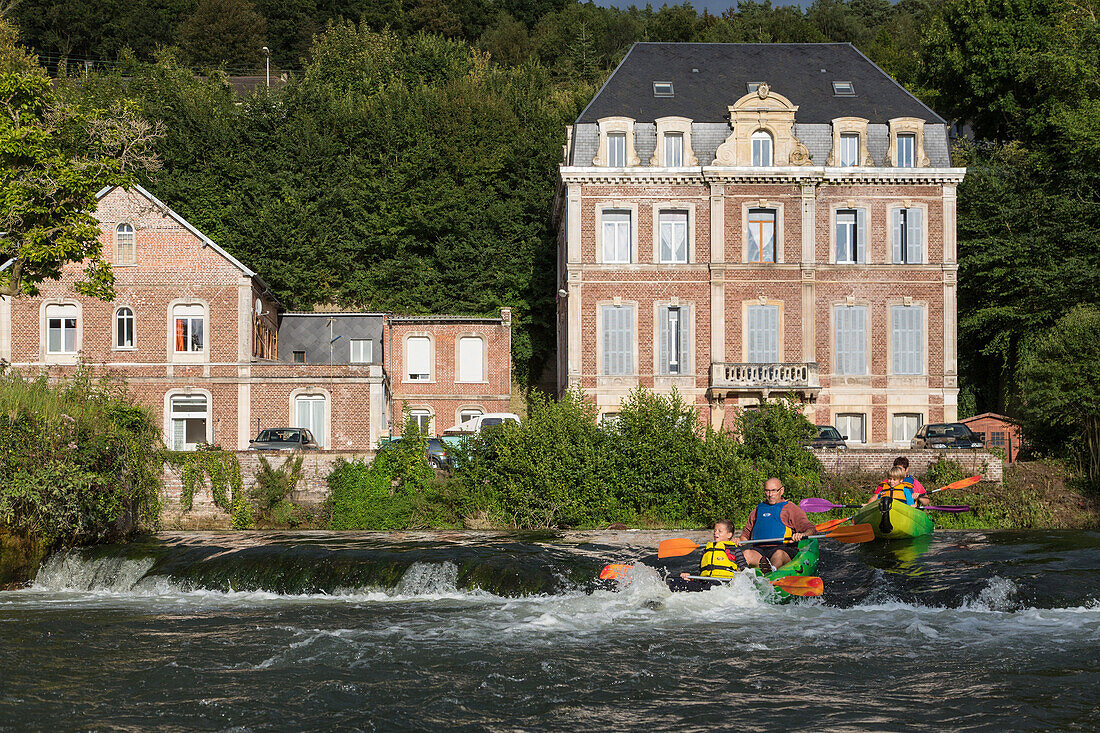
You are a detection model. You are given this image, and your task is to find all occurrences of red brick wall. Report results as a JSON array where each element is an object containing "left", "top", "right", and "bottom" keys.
[{"left": 960, "top": 415, "right": 1022, "bottom": 462}]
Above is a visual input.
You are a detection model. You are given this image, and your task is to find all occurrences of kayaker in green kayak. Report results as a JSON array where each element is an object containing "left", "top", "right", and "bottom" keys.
[
  {"left": 678, "top": 520, "right": 741, "bottom": 581},
  {"left": 734, "top": 478, "right": 817, "bottom": 572},
  {"left": 868, "top": 466, "right": 930, "bottom": 507}
]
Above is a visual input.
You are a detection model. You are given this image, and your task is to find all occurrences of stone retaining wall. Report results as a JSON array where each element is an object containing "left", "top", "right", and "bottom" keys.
[{"left": 809, "top": 448, "right": 1002, "bottom": 484}]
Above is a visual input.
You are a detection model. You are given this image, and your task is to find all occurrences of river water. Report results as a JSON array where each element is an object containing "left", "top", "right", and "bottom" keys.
[{"left": 1, "top": 530, "right": 1098, "bottom": 731}]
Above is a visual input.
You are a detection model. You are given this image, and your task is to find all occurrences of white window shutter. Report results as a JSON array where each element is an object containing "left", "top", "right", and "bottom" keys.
[
  {"left": 459, "top": 337, "right": 482, "bottom": 381},
  {"left": 908, "top": 208, "right": 923, "bottom": 263},
  {"left": 856, "top": 209, "right": 867, "bottom": 263},
  {"left": 891, "top": 209, "right": 902, "bottom": 263},
  {"left": 679, "top": 304, "right": 691, "bottom": 372},
  {"left": 658, "top": 306, "right": 669, "bottom": 374},
  {"left": 767, "top": 305, "right": 778, "bottom": 361}
]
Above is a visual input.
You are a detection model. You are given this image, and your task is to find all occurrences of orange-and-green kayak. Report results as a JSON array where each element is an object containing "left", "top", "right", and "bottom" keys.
[
  {"left": 666, "top": 538, "right": 820, "bottom": 602},
  {"left": 851, "top": 495, "right": 934, "bottom": 539}
]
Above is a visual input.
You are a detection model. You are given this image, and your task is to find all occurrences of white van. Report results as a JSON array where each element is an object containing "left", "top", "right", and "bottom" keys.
[{"left": 442, "top": 412, "right": 521, "bottom": 436}]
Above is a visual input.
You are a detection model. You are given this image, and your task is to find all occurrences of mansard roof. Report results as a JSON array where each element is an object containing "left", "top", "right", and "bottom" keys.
[{"left": 576, "top": 43, "right": 945, "bottom": 125}]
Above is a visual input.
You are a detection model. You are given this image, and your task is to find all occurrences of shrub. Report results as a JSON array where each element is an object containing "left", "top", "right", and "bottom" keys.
[
  {"left": 735, "top": 395, "right": 824, "bottom": 499},
  {"left": 249, "top": 454, "right": 304, "bottom": 522},
  {"left": 326, "top": 458, "right": 416, "bottom": 529},
  {"left": 923, "top": 457, "right": 968, "bottom": 489}
]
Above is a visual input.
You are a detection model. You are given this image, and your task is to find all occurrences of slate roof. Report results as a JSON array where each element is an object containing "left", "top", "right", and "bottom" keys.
[{"left": 576, "top": 43, "right": 944, "bottom": 125}]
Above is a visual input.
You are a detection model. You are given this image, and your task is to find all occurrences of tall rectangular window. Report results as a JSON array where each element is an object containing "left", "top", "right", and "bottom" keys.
[
  {"left": 839, "top": 133, "right": 860, "bottom": 166},
  {"left": 602, "top": 210, "right": 631, "bottom": 263},
  {"left": 751, "top": 131, "right": 772, "bottom": 167},
  {"left": 407, "top": 337, "right": 431, "bottom": 380},
  {"left": 170, "top": 394, "right": 208, "bottom": 451},
  {"left": 608, "top": 133, "right": 626, "bottom": 167},
  {"left": 664, "top": 133, "right": 683, "bottom": 167},
  {"left": 834, "top": 305, "right": 867, "bottom": 375},
  {"left": 350, "top": 339, "right": 371, "bottom": 363},
  {"left": 295, "top": 395, "right": 326, "bottom": 448},
  {"left": 46, "top": 304, "right": 78, "bottom": 354},
  {"left": 892, "top": 305, "right": 924, "bottom": 375},
  {"left": 659, "top": 304, "right": 690, "bottom": 375},
  {"left": 115, "top": 223, "right": 135, "bottom": 265},
  {"left": 893, "top": 413, "right": 923, "bottom": 443},
  {"left": 601, "top": 304, "right": 634, "bottom": 375},
  {"left": 891, "top": 208, "right": 923, "bottom": 264},
  {"left": 836, "top": 413, "right": 865, "bottom": 443},
  {"left": 409, "top": 409, "right": 432, "bottom": 434},
  {"left": 173, "top": 305, "right": 204, "bottom": 353},
  {"left": 659, "top": 211, "right": 688, "bottom": 263},
  {"left": 458, "top": 336, "right": 484, "bottom": 382},
  {"left": 115, "top": 307, "right": 134, "bottom": 349},
  {"left": 835, "top": 210, "right": 857, "bottom": 264},
  {"left": 896, "top": 134, "right": 915, "bottom": 167},
  {"left": 747, "top": 209, "right": 776, "bottom": 263},
  {"left": 746, "top": 305, "right": 779, "bottom": 363}
]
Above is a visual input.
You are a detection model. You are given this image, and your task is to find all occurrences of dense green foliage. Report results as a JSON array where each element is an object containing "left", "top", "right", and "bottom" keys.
[
  {"left": 249, "top": 454, "right": 304, "bottom": 524},
  {"left": 0, "top": 371, "right": 163, "bottom": 546},
  {"left": 164, "top": 448, "right": 244, "bottom": 511}
]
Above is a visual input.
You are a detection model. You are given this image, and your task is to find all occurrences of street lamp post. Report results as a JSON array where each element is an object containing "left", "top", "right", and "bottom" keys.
[{"left": 262, "top": 46, "right": 270, "bottom": 87}]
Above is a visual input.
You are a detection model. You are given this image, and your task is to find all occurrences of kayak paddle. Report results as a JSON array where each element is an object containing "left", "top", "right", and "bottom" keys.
[
  {"left": 656, "top": 523, "right": 874, "bottom": 558},
  {"left": 923, "top": 505, "right": 971, "bottom": 512},
  {"left": 681, "top": 574, "right": 824, "bottom": 597},
  {"left": 599, "top": 563, "right": 633, "bottom": 580},
  {"left": 811, "top": 476, "right": 981, "bottom": 529},
  {"left": 800, "top": 498, "right": 863, "bottom": 512},
  {"left": 926, "top": 475, "right": 981, "bottom": 494},
  {"left": 814, "top": 516, "right": 852, "bottom": 532}
]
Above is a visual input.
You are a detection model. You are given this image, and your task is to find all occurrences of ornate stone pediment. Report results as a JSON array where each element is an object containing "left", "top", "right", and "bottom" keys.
[{"left": 714, "top": 87, "right": 811, "bottom": 167}]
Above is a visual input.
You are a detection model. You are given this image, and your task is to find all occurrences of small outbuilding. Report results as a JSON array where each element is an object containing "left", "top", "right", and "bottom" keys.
[{"left": 960, "top": 413, "right": 1022, "bottom": 462}]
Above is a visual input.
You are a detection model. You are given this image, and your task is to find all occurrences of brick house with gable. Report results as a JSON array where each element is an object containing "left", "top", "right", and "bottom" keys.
[
  {"left": 0, "top": 184, "right": 511, "bottom": 449},
  {"left": 556, "top": 43, "right": 965, "bottom": 447}
]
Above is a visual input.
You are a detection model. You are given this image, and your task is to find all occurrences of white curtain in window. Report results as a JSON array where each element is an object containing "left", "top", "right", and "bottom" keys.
[
  {"left": 836, "top": 413, "right": 865, "bottom": 443},
  {"left": 834, "top": 306, "right": 867, "bottom": 375},
  {"left": 602, "top": 211, "right": 631, "bottom": 263},
  {"left": 601, "top": 304, "right": 634, "bottom": 375},
  {"left": 748, "top": 209, "right": 776, "bottom": 263},
  {"left": 350, "top": 339, "right": 371, "bottom": 363},
  {"left": 891, "top": 305, "right": 924, "bottom": 375},
  {"left": 295, "top": 395, "right": 326, "bottom": 447},
  {"left": 608, "top": 133, "right": 626, "bottom": 167},
  {"left": 892, "top": 413, "right": 923, "bottom": 443},
  {"left": 410, "top": 410, "right": 432, "bottom": 433},
  {"left": 840, "top": 134, "right": 859, "bottom": 166},
  {"left": 897, "top": 134, "right": 915, "bottom": 167},
  {"left": 659, "top": 211, "right": 688, "bottom": 263},
  {"left": 407, "top": 337, "right": 430, "bottom": 379},
  {"left": 658, "top": 305, "right": 691, "bottom": 375},
  {"left": 751, "top": 131, "right": 772, "bottom": 166},
  {"left": 664, "top": 133, "right": 683, "bottom": 166},
  {"left": 459, "top": 336, "right": 483, "bottom": 381},
  {"left": 747, "top": 305, "right": 779, "bottom": 363}
]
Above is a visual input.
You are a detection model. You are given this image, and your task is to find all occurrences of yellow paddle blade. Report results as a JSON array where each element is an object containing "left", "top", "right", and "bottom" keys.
[
  {"left": 657, "top": 538, "right": 701, "bottom": 559},
  {"left": 771, "top": 576, "right": 824, "bottom": 597},
  {"left": 600, "top": 563, "right": 633, "bottom": 580}
]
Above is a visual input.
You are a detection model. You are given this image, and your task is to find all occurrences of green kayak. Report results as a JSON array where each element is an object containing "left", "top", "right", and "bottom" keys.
[
  {"left": 851, "top": 495, "right": 935, "bottom": 539},
  {"left": 666, "top": 538, "right": 820, "bottom": 602}
]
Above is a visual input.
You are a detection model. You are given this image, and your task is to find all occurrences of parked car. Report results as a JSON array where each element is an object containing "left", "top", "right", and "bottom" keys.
[
  {"left": 248, "top": 427, "right": 321, "bottom": 451},
  {"left": 808, "top": 425, "right": 848, "bottom": 449},
  {"left": 442, "top": 412, "right": 521, "bottom": 436},
  {"left": 376, "top": 436, "right": 452, "bottom": 470},
  {"left": 911, "top": 423, "right": 985, "bottom": 450}
]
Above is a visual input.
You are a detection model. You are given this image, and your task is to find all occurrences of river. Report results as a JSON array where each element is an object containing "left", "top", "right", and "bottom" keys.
[{"left": 1, "top": 530, "right": 1098, "bottom": 731}]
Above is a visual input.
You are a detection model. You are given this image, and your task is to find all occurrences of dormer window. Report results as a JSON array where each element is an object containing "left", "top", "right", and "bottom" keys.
[
  {"left": 653, "top": 81, "right": 673, "bottom": 97},
  {"left": 839, "top": 133, "right": 860, "bottom": 166},
  {"left": 665, "top": 133, "right": 683, "bottom": 166},
  {"left": 832, "top": 81, "right": 855, "bottom": 96},
  {"left": 896, "top": 133, "right": 915, "bottom": 167},
  {"left": 608, "top": 133, "right": 627, "bottom": 167},
  {"left": 751, "top": 130, "right": 773, "bottom": 167}
]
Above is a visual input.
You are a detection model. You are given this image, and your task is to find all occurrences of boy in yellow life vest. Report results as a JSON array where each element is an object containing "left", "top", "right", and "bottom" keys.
[
  {"left": 868, "top": 466, "right": 930, "bottom": 507},
  {"left": 678, "top": 519, "right": 740, "bottom": 581}
]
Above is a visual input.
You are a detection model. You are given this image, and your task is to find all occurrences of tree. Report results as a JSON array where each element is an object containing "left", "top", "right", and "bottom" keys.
[
  {"left": 0, "top": 20, "right": 162, "bottom": 297},
  {"left": 1018, "top": 306, "right": 1100, "bottom": 485},
  {"left": 178, "top": 0, "right": 267, "bottom": 70}
]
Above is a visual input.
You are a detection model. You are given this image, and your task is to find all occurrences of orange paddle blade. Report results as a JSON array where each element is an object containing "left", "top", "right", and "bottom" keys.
[
  {"left": 936, "top": 475, "right": 981, "bottom": 492},
  {"left": 771, "top": 575, "right": 824, "bottom": 597},
  {"left": 815, "top": 516, "right": 852, "bottom": 532},
  {"left": 600, "top": 563, "right": 633, "bottom": 580},
  {"left": 657, "top": 538, "right": 701, "bottom": 559},
  {"left": 824, "top": 523, "right": 875, "bottom": 543}
]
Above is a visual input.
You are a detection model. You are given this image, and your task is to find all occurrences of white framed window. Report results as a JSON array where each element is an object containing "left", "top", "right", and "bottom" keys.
[
  {"left": 459, "top": 408, "right": 483, "bottom": 424},
  {"left": 836, "top": 413, "right": 865, "bottom": 443},
  {"left": 893, "top": 413, "right": 923, "bottom": 443},
  {"left": 834, "top": 305, "right": 867, "bottom": 375},
  {"left": 659, "top": 211, "right": 688, "bottom": 263},
  {"left": 295, "top": 394, "right": 326, "bottom": 448},
  {"left": 350, "top": 339, "right": 371, "bottom": 363},
  {"left": 659, "top": 304, "right": 690, "bottom": 375},
  {"left": 835, "top": 209, "right": 865, "bottom": 264},
  {"left": 458, "top": 336, "right": 484, "bottom": 382},
  {"left": 115, "top": 223, "right": 135, "bottom": 265},
  {"left": 115, "top": 307, "right": 134, "bottom": 349},
  {"left": 746, "top": 305, "right": 779, "bottom": 363},
  {"left": 600, "top": 412, "right": 620, "bottom": 425},
  {"left": 602, "top": 210, "right": 632, "bottom": 263},
  {"left": 608, "top": 132, "right": 627, "bottom": 167},
  {"left": 664, "top": 133, "right": 683, "bottom": 166},
  {"left": 46, "top": 304, "right": 78, "bottom": 354},
  {"left": 896, "top": 134, "right": 915, "bottom": 168},
  {"left": 839, "top": 133, "right": 860, "bottom": 166},
  {"left": 891, "top": 208, "right": 923, "bottom": 264},
  {"left": 409, "top": 409, "right": 432, "bottom": 434},
  {"left": 169, "top": 393, "right": 209, "bottom": 451},
  {"left": 601, "top": 304, "right": 634, "bottom": 376},
  {"left": 751, "top": 130, "right": 773, "bottom": 167},
  {"left": 406, "top": 337, "right": 431, "bottom": 381},
  {"left": 173, "top": 304, "right": 204, "bottom": 353},
  {"left": 891, "top": 305, "right": 924, "bottom": 375},
  {"left": 747, "top": 209, "right": 776, "bottom": 263}
]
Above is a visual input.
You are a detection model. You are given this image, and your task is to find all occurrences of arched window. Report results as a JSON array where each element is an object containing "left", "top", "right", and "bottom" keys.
[
  {"left": 115, "top": 223, "right": 135, "bottom": 265},
  {"left": 45, "top": 303, "right": 79, "bottom": 354},
  {"left": 115, "top": 307, "right": 135, "bottom": 349},
  {"left": 751, "top": 131, "right": 773, "bottom": 167},
  {"left": 169, "top": 393, "right": 209, "bottom": 451},
  {"left": 294, "top": 393, "right": 327, "bottom": 448}
]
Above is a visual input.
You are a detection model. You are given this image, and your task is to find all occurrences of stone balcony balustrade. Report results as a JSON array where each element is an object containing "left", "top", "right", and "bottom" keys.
[{"left": 709, "top": 362, "right": 821, "bottom": 400}]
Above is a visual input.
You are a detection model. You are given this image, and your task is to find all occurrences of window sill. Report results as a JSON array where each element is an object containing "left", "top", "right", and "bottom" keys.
[
  {"left": 113, "top": 347, "right": 137, "bottom": 352},
  {"left": 455, "top": 380, "right": 489, "bottom": 385}
]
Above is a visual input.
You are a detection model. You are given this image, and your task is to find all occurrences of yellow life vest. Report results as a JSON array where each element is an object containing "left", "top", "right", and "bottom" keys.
[
  {"left": 876, "top": 479, "right": 915, "bottom": 505},
  {"left": 700, "top": 541, "right": 739, "bottom": 578}
]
